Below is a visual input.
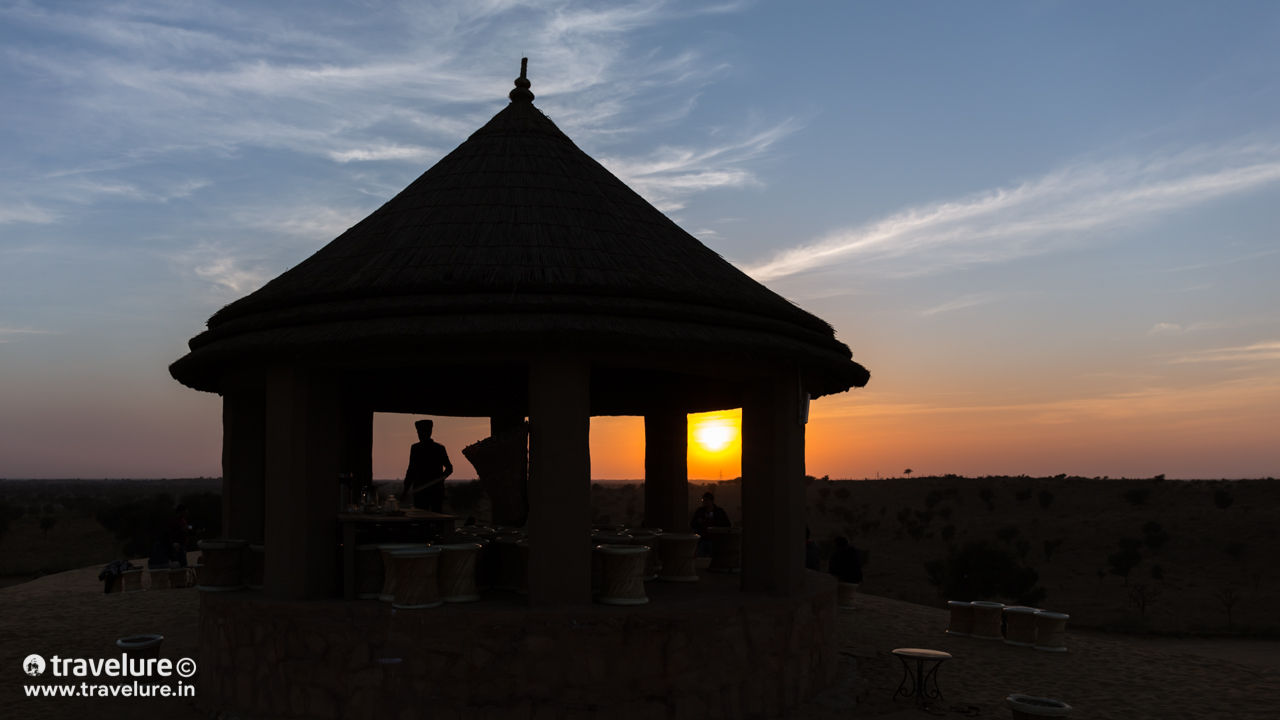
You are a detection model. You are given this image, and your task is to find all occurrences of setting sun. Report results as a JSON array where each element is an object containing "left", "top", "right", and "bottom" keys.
[{"left": 688, "top": 410, "right": 742, "bottom": 480}]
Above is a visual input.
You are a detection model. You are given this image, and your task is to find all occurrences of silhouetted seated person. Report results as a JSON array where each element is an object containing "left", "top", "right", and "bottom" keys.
[
  {"left": 403, "top": 419, "right": 454, "bottom": 513},
  {"left": 827, "top": 536, "right": 863, "bottom": 584},
  {"left": 149, "top": 505, "right": 193, "bottom": 569},
  {"left": 690, "top": 491, "right": 731, "bottom": 557},
  {"left": 805, "top": 526, "right": 821, "bottom": 571}
]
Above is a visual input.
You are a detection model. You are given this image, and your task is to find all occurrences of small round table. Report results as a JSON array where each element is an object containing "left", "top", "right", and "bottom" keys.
[{"left": 891, "top": 648, "right": 952, "bottom": 706}]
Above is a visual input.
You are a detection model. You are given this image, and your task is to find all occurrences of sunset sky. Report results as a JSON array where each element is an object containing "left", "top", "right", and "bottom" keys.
[{"left": 2, "top": 2, "right": 1278, "bottom": 480}]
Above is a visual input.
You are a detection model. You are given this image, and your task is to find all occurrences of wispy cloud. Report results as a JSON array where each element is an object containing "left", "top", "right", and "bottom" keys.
[
  {"left": 1166, "top": 340, "right": 1280, "bottom": 364},
  {"left": 746, "top": 146, "right": 1280, "bottom": 281},
  {"left": 193, "top": 257, "right": 270, "bottom": 295},
  {"left": 0, "top": 327, "right": 57, "bottom": 343},
  {"left": 920, "top": 293, "right": 1000, "bottom": 316},
  {"left": 599, "top": 121, "right": 799, "bottom": 211},
  {"left": 0, "top": 204, "right": 56, "bottom": 224}
]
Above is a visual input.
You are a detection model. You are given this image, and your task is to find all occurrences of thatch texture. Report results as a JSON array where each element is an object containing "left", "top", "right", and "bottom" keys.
[{"left": 171, "top": 76, "right": 869, "bottom": 397}]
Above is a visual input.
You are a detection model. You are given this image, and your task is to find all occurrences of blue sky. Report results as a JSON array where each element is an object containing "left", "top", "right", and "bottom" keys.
[{"left": 2, "top": 1, "right": 1278, "bottom": 479}]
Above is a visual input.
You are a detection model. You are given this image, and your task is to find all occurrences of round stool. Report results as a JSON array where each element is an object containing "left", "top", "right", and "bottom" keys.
[
  {"left": 837, "top": 582, "right": 859, "bottom": 610},
  {"left": 117, "top": 635, "right": 164, "bottom": 660},
  {"left": 390, "top": 547, "right": 443, "bottom": 609},
  {"left": 1033, "top": 611, "right": 1069, "bottom": 652},
  {"left": 1003, "top": 606, "right": 1040, "bottom": 647},
  {"left": 438, "top": 543, "right": 483, "bottom": 603},
  {"left": 591, "top": 532, "right": 632, "bottom": 593},
  {"left": 245, "top": 543, "right": 265, "bottom": 590},
  {"left": 354, "top": 543, "right": 385, "bottom": 599},
  {"left": 969, "top": 600, "right": 1006, "bottom": 639},
  {"left": 195, "top": 539, "right": 248, "bottom": 591},
  {"left": 597, "top": 544, "right": 649, "bottom": 606},
  {"left": 1007, "top": 694, "right": 1072, "bottom": 718},
  {"left": 378, "top": 543, "right": 431, "bottom": 601},
  {"left": 945, "top": 601, "right": 973, "bottom": 636},
  {"left": 119, "top": 568, "right": 145, "bottom": 593},
  {"left": 148, "top": 569, "right": 171, "bottom": 591},
  {"left": 657, "top": 533, "right": 700, "bottom": 582},
  {"left": 707, "top": 527, "right": 743, "bottom": 573},
  {"left": 625, "top": 531, "right": 661, "bottom": 580}
]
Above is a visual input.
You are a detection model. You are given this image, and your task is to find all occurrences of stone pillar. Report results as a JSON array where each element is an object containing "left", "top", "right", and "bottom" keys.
[
  {"left": 339, "top": 400, "right": 373, "bottom": 486},
  {"left": 526, "top": 358, "right": 591, "bottom": 606},
  {"left": 221, "top": 374, "right": 266, "bottom": 542},
  {"left": 264, "top": 365, "right": 341, "bottom": 600},
  {"left": 740, "top": 373, "right": 807, "bottom": 596},
  {"left": 643, "top": 410, "right": 688, "bottom": 532}
]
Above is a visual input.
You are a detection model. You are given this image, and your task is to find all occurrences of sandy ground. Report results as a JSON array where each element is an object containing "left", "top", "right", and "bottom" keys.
[{"left": 4, "top": 561, "right": 1279, "bottom": 719}]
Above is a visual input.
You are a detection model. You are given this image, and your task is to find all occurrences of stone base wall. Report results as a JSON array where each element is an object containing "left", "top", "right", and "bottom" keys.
[{"left": 198, "top": 572, "right": 837, "bottom": 720}]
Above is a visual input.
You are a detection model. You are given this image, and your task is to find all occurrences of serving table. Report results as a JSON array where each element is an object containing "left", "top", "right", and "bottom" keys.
[{"left": 337, "top": 510, "right": 456, "bottom": 600}]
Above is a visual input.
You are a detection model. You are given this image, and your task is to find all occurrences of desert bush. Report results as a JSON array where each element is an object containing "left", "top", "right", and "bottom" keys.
[
  {"left": 818, "top": 487, "right": 831, "bottom": 499},
  {"left": 979, "top": 488, "right": 994, "bottom": 504},
  {"left": 96, "top": 493, "right": 177, "bottom": 558},
  {"left": 1014, "top": 538, "right": 1031, "bottom": 559},
  {"left": 906, "top": 522, "right": 925, "bottom": 542},
  {"left": 39, "top": 516, "right": 57, "bottom": 536},
  {"left": 1108, "top": 538, "right": 1143, "bottom": 585},
  {"left": 1043, "top": 538, "right": 1063, "bottom": 562},
  {"left": 1142, "top": 521, "right": 1169, "bottom": 553},
  {"left": 941, "top": 523, "right": 956, "bottom": 543},
  {"left": 446, "top": 480, "right": 485, "bottom": 514},
  {"left": 1215, "top": 588, "right": 1242, "bottom": 626},
  {"left": 1038, "top": 489, "right": 1055, "bottom": 510},
  {"left": 924, "top": 489, "right": 945, "bottom": 509},
  {"left": 996, "top": 525, "right": 1020, "bottom": 544},
  {"left": 1150, "top": 564, "right": 1163, "bottom": 580},
  {"left": 1123, "top": 488, "right": 1151, "bottom": 506},
  {"left": 913, "top": 509, "right": 933, "bottom": 524},
  {"left": 1224, "top": 542, "right": 1247, "bottom": 561},
  {"left": 924, "top": 539, "right": 1046, "bottom": 606},
  {"left": 1213, "top": 488, "right": 1234, "bottom": 509},
  {"left": 834, "top": 487, "right": 851, "bottom": 501},
  {"left": 938, "top": 506, "right": 952, "bottom": 520},
  {"left": 1128, "top": 583, "right": 1161, "bottom": 619},
  {"left": 1015, "top": 488, "right": 1033, "bottom": 503}
]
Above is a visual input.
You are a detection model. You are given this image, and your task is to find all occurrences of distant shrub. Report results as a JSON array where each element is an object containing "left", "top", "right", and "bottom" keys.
[
  {"left": 1150, "top": 564, "right": 1163, "bottom": 581},
  {"left": 1015, "top": 489, "right": 1032, "bottom": 503},
  {"left": 979, "top": 488, "right": 994, "bottom": 504},
  {"left": 1224, "top": 542, "right": 1247, "bottom": 561},
  {"left": 39, "top": 516, "right": 57, "bottom": 537},
  {"left": 1213, "top": 489, "right": 1234, "bottom": 509},
  {"left": 924, "top": 539, "right": 1046, "bottom": 606},
  {"left": 446, "top": 480, "right": 485, "bottom": 514},
  {"left": 996, "top": 526, "right": 1020, "bottom": 544},
  {"left": 1043, "top": 538, "right": 1063, "bottom": 562},
  {"left": 1053, "top": 473, "right": 1067, "bottom": 480},
  {"left": 1108, "top": 538, "right": 1143, "bottom": 585},
  {"left": 1014, "top": 538, "right": 1031, "bottom": 560},
  {"left": 924, "top": 489, "right": 945, "bottom": 509},
  {"left": 834, "top": 487, "right": 851, "bottom": 501},
  {"left": 938, "top": 506, "right": 952, "bottom": 520},
  {"left": 941, "top": 523, "right": 956, "bottom": 543},
  {"left": 1038, "top": 489, "right": 1055, "bottom": 510},
  {"left": 1123, "top": 488, "right": 1151, "bottom": 506},
  {"left": 913, "top": 510, "right": 934, "bottom": 524},
  {"left": 818, "top": 488, "right": 831, "bottom": 499},
  {"left": 96, "top": 493, "right": 176, "bottom": 558},
  {"left": 41, "top": 503, "right": 55, "bottom": 515},
  {"left": 1142, "top": 521, "right": 1169, "bottom": 552}
]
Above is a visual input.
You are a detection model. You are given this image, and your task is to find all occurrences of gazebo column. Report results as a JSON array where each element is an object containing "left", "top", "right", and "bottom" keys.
[
  {"left": 526, "top": 358, "right": 592, "bottom": 606},
  {"left": 339, "top": 399, "right": 373, "bottom": 486},
  {"left": 643, "top": 409, "right": 688, "bottom": 532},
  {"left": 221, "top": 374, "right": 266, "bottom": 542},
  {"left": 263, "top": 365, "right": 341, "bottom": 600},
  {"left": 740, "top": 374, "right": 807, "bottom": 596}
]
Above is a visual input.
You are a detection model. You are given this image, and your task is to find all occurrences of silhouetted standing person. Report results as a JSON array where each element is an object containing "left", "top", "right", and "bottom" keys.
[
  {"left": 690, "top": 491, "right": 731, "bottom": 557},
  {"left": 404, "top": 419, "right": 453, "bottom": 512}
]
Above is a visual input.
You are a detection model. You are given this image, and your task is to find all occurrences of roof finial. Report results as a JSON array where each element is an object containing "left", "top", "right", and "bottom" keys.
[{"left": 509, "top": 57, "right": 534, "bottom": 102}]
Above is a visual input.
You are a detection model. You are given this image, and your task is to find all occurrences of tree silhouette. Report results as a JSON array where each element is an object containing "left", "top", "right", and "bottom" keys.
[
  {"left": 1128, "top": 583, "right": 1162, "bottom": 619},
  {"left": 1108, "top": 538, "right": 1142, "bottom": 586},
  {"left": 1215, "top": 588, "right": 1242, "bottom": 627},
  {"left": 39, "top": 516, "right": 57, "bottom": 537}
]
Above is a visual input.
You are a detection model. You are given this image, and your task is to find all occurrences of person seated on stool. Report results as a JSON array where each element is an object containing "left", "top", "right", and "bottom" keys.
[
  {"left": 827, "top": 536, "right": 863, "bottom": 584},
  {"left": 403, "top": 419, "right": 453, "bottom": 512},
  {"left": 690, "top": 491, "right": 731, "bottom": 557}
]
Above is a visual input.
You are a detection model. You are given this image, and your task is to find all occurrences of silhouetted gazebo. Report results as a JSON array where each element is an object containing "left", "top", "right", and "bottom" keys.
[{"left": 171, "top": 60, "right": 869, "bottom": 718}]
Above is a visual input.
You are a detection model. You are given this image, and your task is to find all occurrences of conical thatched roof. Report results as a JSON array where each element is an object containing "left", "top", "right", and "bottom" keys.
[{"left": 171, "top": 63, "right": 869, "bottom": 400}]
